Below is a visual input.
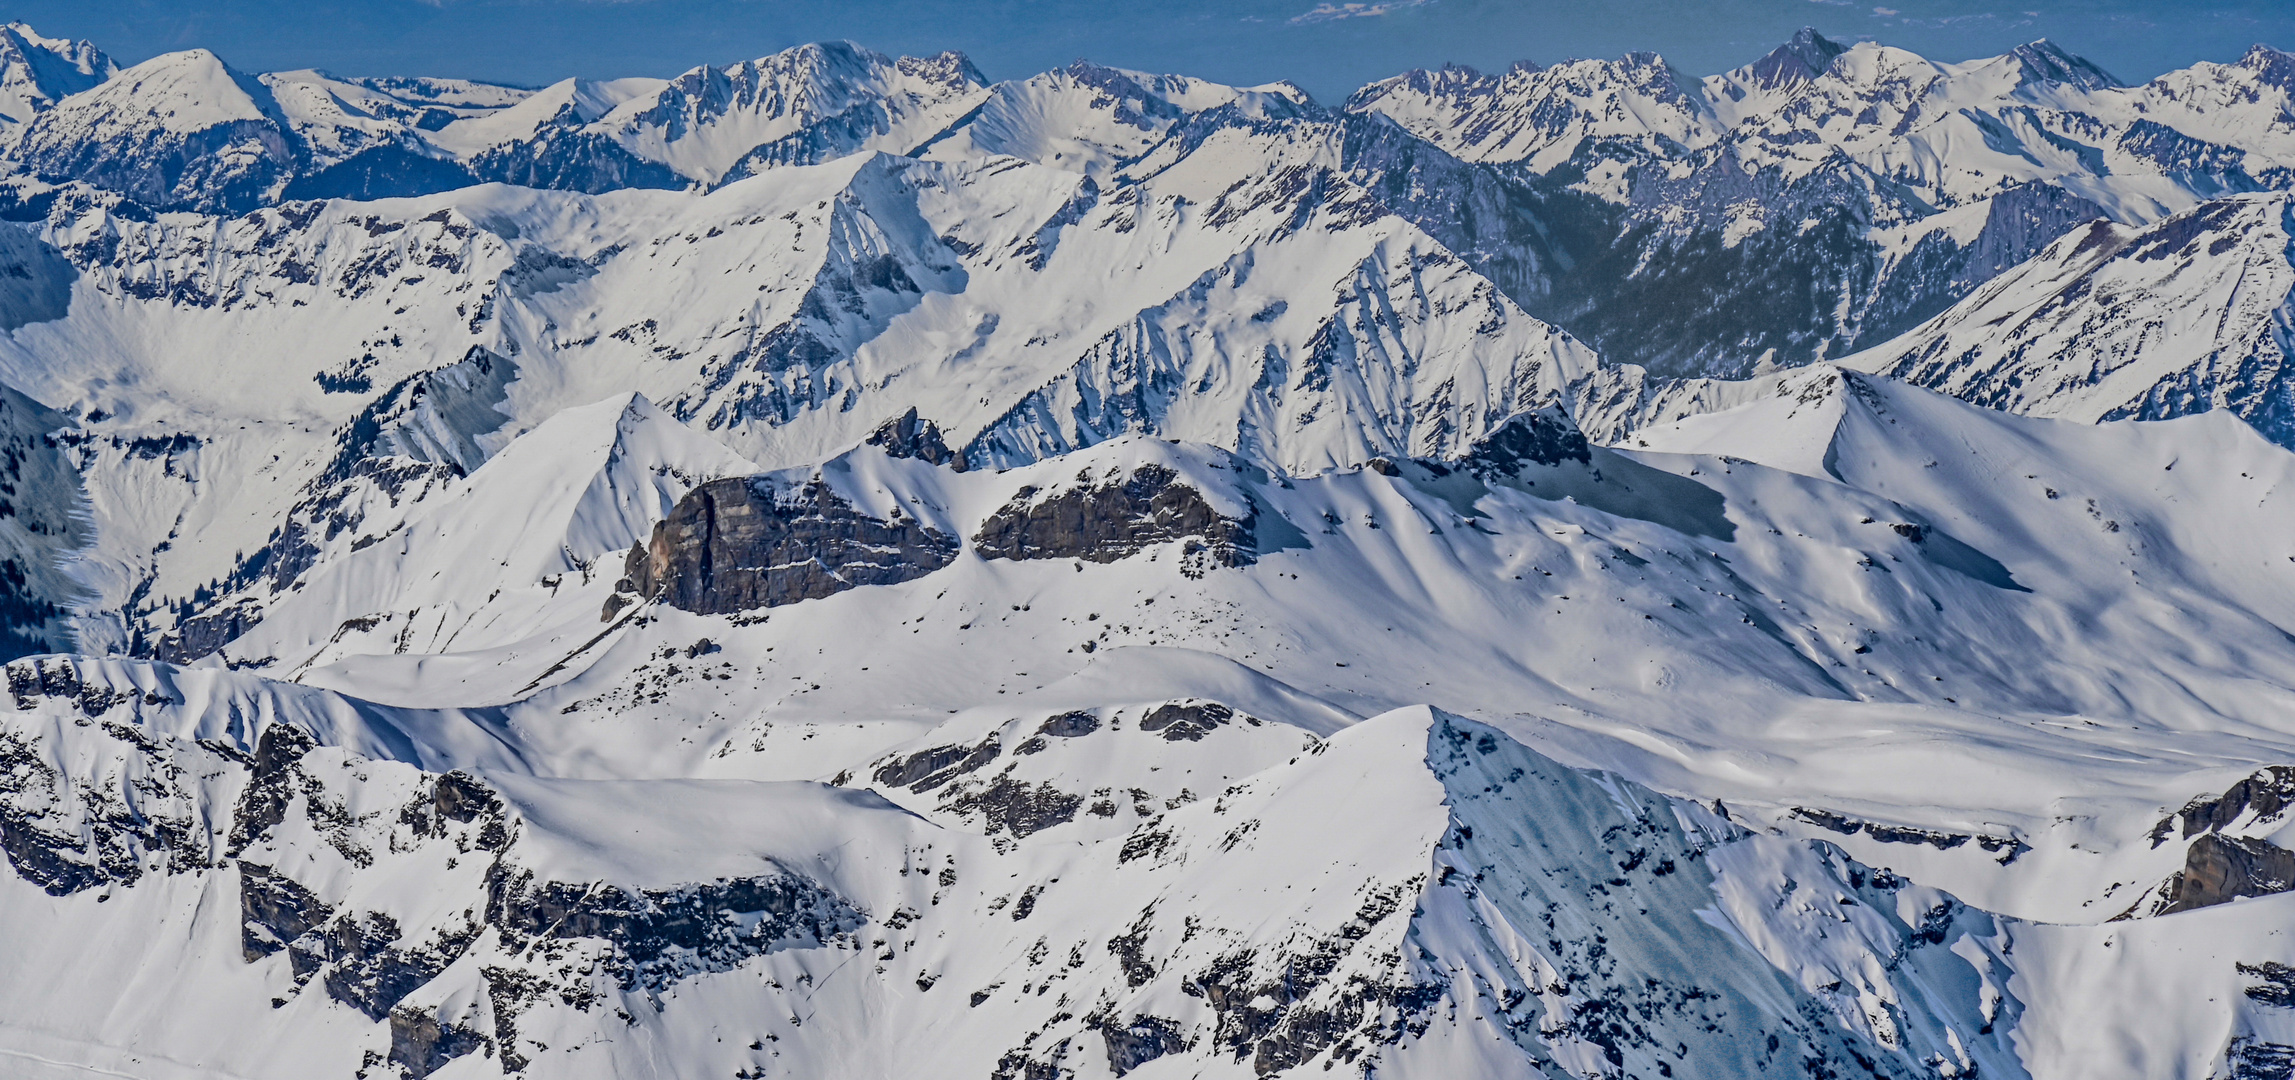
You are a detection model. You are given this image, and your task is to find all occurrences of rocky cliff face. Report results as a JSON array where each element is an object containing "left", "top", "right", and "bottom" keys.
[
  {"left": 620, "top": 475, "right": 958, "bottom": 616},
  {"left": 0, "top": 682, "right": 879, "bottom": 1080},
  {"left": 972, "top": 463, "right": 1256, "bottom": 573},
  {"left": 864, "top": 407, "right": 960, "bottom": 466},
  {"left": 2148, "top": 833, "right": 2295, "bottom": 915},
  {"left": 615, "top": 452, "right": 1261, "bottom": 618},
  {"left": 0, "top": 673, "right": 2035, "bottom": 1080},
  {"left": 1453, "top": 405, "right": 1592, "bottom": 476},
  {"left": 2128, "top": 766, "right": 2295, "bottom": 915}
]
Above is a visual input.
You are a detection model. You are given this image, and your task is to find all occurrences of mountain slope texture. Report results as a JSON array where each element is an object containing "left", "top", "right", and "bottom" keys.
[{"left": 2, "top": 21, "right": 2295, "bottom": 1080}]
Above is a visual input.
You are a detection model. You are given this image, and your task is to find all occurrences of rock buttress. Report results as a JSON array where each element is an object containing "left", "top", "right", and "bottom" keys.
[
  {"left": 624, "top": 477, "right": 957, "bottom": 615},
  {"left": 972, "top": 464, "right": 1254, "bottom": 570}
]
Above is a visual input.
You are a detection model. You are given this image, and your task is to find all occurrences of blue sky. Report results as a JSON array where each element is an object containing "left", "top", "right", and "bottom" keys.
[{"left": 19, "top": 0, "right": 2295, "bottom": 102}]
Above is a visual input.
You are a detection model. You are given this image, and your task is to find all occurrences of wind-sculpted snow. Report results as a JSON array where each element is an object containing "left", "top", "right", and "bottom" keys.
[{"left": 205, "top": 393, "right": 758, "bottom": 675}]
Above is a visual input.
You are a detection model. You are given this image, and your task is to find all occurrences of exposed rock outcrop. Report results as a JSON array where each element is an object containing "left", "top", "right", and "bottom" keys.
[
  {"left": 2153, "top": 766, "right": 2295, "bottom": 846},
  {"left": 1791, "top": 806, "right": 2029, "bottom": 864},
  {"left": 0, "top": 666, "right": 200, "bottom": 896},
  {"left": 149, "top": 599, "right": 263, "bottom": 665},
  {"left": 2149, "top": 833, "right": 2295, "bottom": 916},
  {"left": 1453, "top": 405, "right": 1590, "bottom": 477},
  {"left": 485, "top": 868, "right": 864, "bottom": 990},
  {"left": 389, "top": 1004, "right": 491, "bottom": 1080},
  {"left": 872, "top": 737, "right": 1002, "bottom": 792},
  {"left": 972, "top": 464, "right": 1254, "bottom": 571},
  {"left": 944, "top": 778, "right": 1083, "bottom": 839},
  {"left": 865, "top": 407, "right": 960, "bottom": 467},
  {"left": 623, "top": 476, "right": 958, "bottom": 615},
  {"left": 1138, "top": 701, "right": 1238, "bottom": 742},
  {"left": 2126, "top": 768, "right": 2295, "bottom": 916},
  {"left": 1098, "top": 1014, "right": 1188, "bottom": 1076}
]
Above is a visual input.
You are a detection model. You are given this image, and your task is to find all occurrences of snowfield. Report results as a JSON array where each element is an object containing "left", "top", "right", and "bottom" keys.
[{"left": 1, "top": 19, "right": 2295, "bottom": 1080}]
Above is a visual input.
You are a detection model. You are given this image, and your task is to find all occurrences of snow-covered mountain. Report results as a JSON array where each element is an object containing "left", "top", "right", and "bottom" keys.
[
  {"left": 1348, "top": 30, "right": 2295, "bottom": 377},
  {"left": 0, "top": 26, "right": 2287, "bottom": 382},
  {"left": 16, "top": 368, "right": 2295, "bottom": 1076},
  {"left": 7, "top": 20, "right": 2295, "bottom": 1080},
  {"left": 0, "top": 25, "right": 2282, "bottom": 379},
  {"left": 9, "top": 48, "right": 297, "bottom": 213},
  {"left": 0, "top": 128, "right": 1603, "bottom": 661},
  {"left": 428, "top": 42, "right": 991, "bottom": 195},
  {"left": 0, "top": 39, "right": 987, "bottom": 210},
  {"left": 0, "top": 21, "right": 112, "bottom": 125},
  {"left": 1841, "top": 192, "right": 2295, "bottom": 444}
]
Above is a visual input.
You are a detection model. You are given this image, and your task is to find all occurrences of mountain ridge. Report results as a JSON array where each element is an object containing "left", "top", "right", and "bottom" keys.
[
  {"left": 0, "top": 25, "right": 2282, "bottom": 383},
  {"left": 0, "top": 20, "right": 2294, "bottom": 1080}
]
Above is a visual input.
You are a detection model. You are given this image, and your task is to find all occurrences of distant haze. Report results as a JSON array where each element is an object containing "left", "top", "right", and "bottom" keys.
[{"left": 20, "top": 0, "right": 2295, "bottom": 101}]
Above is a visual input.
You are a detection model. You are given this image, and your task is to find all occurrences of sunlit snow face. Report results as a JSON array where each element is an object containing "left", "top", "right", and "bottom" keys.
[{"left": 4, "top": 19, "right": 2295, "bottom": 1080}]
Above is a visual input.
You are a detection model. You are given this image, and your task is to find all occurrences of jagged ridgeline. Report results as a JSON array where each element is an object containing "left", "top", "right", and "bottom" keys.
[
  {"left": 5, "top": 18, "right": 2295, "bottom": 1080},
  {"left": 0, "top": 654, "right": 2030, "bottom": 1079},
  {"left": 0, "top": 27, "right": 2288, "bottom": 400},
  {"left": 0, "top": 24, "right": 2283, "bottom": 659}
]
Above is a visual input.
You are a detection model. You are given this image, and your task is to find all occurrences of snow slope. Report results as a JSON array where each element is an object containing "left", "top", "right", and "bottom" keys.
[
  {"left": 0, "top": 22, "right": 112, "bottom": 126},
  {"left": 7, "top": 285, "right": 2295, "bottom": 1079},
  {"left": 33, "top": 373, "right": 2269, "bottom": 932},
  {"left": 1, "top": 21, "right": 2295, "bottom": 1080},
  {"left": 0, "top": 133, "right": 1600, "bottom": 658},
  {"left": 1842, "top": 192, "right": 2295, "bottom": 444},
  {"left": 224, "top": 392, "right": 757, "bottom": 676}
]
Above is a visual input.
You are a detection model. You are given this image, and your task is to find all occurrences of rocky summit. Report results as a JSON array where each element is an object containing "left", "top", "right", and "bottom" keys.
[{"left": 3, "top": 20, "right": 2295, "bottom": 1080}]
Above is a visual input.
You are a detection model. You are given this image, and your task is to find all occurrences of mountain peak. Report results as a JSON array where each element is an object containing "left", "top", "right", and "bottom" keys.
[
  {"left": 2235, "top": 42, "right": 2295, "bottom": 88},
  {"left": 0, "top": 20, "right": 115, "bottom": 124},
  {"left": 1060, "top": 58, "right": 1148, "bottom": 91},
  {"left": 1741, "top": 26, "right": 1849, "bottom": 91},
  {"left": 135, "top": 47, "right": 233, "bottom": 75},
  {"left": 2006, "top": 39, "right": 2122, "bottom": 90},
  {"left": 895, "top": 48, "right": 987, "bottom": 92},
  {"left": 1614, "top": 49, "right": 1674, "bottom": 73},
  {"left": 8, "top": 41, "right": 292, "bottom": 211},
  {"left": 98, "top": 46, "right": 274, "bottom": 119}
]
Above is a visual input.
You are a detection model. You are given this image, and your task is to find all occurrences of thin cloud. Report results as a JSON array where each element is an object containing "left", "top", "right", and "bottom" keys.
[{"left": 1289, "top": 0, "right": 1434, "bottom": 25}]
